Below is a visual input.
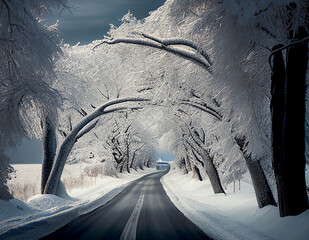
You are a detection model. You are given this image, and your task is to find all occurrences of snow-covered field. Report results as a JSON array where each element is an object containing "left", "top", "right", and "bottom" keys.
[
  {"left": 0, "top": 164, "right": 156, "bottom": 240},
  {"left": 161, "top": 166, "right": 309, "bottom": 240}
]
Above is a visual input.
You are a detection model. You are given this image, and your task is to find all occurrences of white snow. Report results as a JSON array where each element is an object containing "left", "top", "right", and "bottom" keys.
[
  {"left": 0, "top": 164, "right": 156, "bottom": 240},
  {"left": 161, "top": 165, "right": 309, "bottom": 240},
  {"left": 2, "top": 163, "right": 309, "bottom": 240}
]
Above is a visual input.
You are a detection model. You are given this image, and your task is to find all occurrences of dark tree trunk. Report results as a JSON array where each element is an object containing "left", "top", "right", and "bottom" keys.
[
  {"left": 139, "top": 162, "right": 144, "bottom": 170},
  {"left": 202, "top": 150, "right": 225, "bottom": 194},
  {"left": 126, "top": 159, "right": 130, "bottom": 173},
  {"left": 245, "top": 156, "right": 277, "bottom": 208},
  {"left": 271, "top": 26, "right": 309, "bottom": 216},
  {"left": 193, "top": 165, "right": 203, "bottom": 181},
  {"left": 284, "top": 26, "right": 309, "bottom": 215},
  {"left": 129, "top": 152, "right": 137, "bottom": 170},
  {"left": 125, "top": 139, "right": 130, "bottom": 173},
  {"left": 185, "top": 154, "right": 192, "bottom": 173},
  {"left": 146, "top": 158, "right": 151, "bottom": 168},
  {"left": 186, "top": 135, "right": 225, "bottom": 194},
  {"left": 236, "top": 136, "right": 276, "bottom": 208},
  {"left": 41, "top": 117, "right": 56, "bottom": 194},
  {"left": 180, "top": 157, "right": 188, "bottom": 174},
  {"left": 119, "top": 162, "right": 124, "bottom": 173},
  {"left": 271, "top": 43, "right": 286, "bottom": 212}
]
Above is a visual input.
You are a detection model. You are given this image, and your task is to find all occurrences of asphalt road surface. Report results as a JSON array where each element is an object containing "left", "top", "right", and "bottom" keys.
[{"left": 42, "top": 170, "right": 212, "bottom": 240}]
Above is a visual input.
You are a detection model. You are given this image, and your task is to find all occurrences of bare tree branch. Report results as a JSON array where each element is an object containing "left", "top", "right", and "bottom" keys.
[
  {"left": 99, "top": 89, "right": 109, "bottom": 100},
  {"left": 80, "top": 108, "right": 87, "bottom": 116}
]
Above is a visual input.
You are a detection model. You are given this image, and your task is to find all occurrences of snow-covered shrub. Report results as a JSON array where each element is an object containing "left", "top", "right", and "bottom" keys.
[
  {"left": 62, "top": 175, "right": 86, "bottom": 191},
  {"left": 7, "top": 182, "right": 39, "bottom": 202},
  {"left": 83, "top": 163, "right": 117, "bottom": 178}
]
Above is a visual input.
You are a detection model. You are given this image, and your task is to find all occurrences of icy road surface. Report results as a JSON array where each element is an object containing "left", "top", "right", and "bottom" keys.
[{"left": 42, "top": 170, "right": 210, "bottom": 240}]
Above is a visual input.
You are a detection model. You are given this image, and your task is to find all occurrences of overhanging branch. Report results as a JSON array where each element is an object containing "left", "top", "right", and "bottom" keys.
[
  {"left": 93, "top": 35, "right": 212, "bottom": 73},
  {"left": 139, "top": 32, "right": 212, "bottom": 66},
  {"left": 269, "top": 35, "right": 309, "bottom": 70}
]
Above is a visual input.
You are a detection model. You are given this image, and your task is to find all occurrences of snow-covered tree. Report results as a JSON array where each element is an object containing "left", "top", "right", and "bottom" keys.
[
  {"left": 167, "top": 0, "right": 309, "bottom": 215},
  {"left": 40, "top": 36, "right": 156, "bottom": 195},
  {"left": 42, "top": 97, "right": 149, "bottom": 195},
  {"left": 0, "top": 0, "right": 66, "bottom": 200}
]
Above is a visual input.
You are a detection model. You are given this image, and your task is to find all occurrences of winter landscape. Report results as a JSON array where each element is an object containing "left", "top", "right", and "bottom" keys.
[{"left": 1, "top": 0, "right": 309, "bottom": 239}]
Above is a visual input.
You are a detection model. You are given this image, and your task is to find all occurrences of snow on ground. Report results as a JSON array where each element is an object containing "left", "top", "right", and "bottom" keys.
[
  {"left": 0, "top": 164, "right": 156, "bottom": 240},
  {"left": 161, "top": 165, "right": 309, "bottom": 240}
]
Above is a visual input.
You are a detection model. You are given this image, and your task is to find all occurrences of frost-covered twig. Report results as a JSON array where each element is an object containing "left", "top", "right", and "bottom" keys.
[
  {"left": 181, "top": 100, "right": 223, "bottom": 121},
  {"left": 130, "top": 135, "right": 158, "bottom": 169},
  {"left": 134, "top": 135, "right": 158, "bottom": 153}
]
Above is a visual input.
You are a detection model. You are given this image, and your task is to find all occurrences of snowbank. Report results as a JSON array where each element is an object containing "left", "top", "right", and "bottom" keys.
[
  {"left": 0, "top": 166, "right": 156, "bottom": 240},
  {"left": 161, "top": 167, "right": 309, "bottom": 240}
]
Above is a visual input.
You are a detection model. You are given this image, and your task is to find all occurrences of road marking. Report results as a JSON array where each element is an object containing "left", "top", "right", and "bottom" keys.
[{"left": 120, "top": 189, "right": 145, "bottom": 240}]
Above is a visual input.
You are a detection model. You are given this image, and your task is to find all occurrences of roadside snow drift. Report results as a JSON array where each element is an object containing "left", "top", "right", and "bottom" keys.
[
  {"left": 0, "top": 165, "right": 156, "bottom": 240},
  {"left": 161, "top": 167, "right": 309, "bottom": 240}
]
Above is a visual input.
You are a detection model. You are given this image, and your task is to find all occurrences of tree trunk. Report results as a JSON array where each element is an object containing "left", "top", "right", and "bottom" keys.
[
  {"left": 41, "top": 117, "right": 56, "bottom": 193},
  {"left": 284, "top": 26, "right": 309, "bottom": 215},
  {"left": 235, "top": 136, "right": 276, "bottom": 208},
  {"left": 245, "top": 156, "right": 277, "bottom": 208},
  {"left": 125, "top": 158, "right": 130, "bottom": 173},
  {"left": 146, "top": 158, "right": 151, "bottom": 168},
  {"left": 185, "top": 154, "right": 192, "bottom": 173},
  {"left": 180, "top": 157, "right": 188, "bottom": 174},
  {"left": 186, "top": 135, "right": 225, "bottom": 194},
  {"left": 201, "top": 149, "right": 225, "bottom": 194},
  {"left": 271, "top": 43, "right": 286, "bottom": 213},
  {"left": 125, "top": 139, "right": 130, "bottom": 173},
  {"left": 271, "top": 26, "right": 309, "bottom": 216},
  {"left": 139, "top": 162, "right": 144, "bottom": 170},
  {"left": 192, "top": 165, "right": 203, "bottom": 181},
  {"left": 119, "top": 163, "right": 124, "bottom": 173},
  {"left": 129, "top": 152, "right": 136, "bottom": 170}
]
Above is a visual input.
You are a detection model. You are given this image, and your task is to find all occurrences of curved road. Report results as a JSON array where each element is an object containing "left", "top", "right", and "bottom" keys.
[{"left": 42, "top": 171, "right": 211, "bottom": 240}]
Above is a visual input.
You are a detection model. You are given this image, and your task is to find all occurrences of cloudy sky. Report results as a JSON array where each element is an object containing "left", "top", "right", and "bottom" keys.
[
  {"left": 51, "top": 0, "right": 166, "bottom": 45},
  {"left": 7, "top": 0, "right": 171, "bottom": 164}
]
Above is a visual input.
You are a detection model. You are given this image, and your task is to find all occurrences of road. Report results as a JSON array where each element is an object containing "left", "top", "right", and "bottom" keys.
[{"left": 42, "top": 170, "right": 211, "bottom": 240}]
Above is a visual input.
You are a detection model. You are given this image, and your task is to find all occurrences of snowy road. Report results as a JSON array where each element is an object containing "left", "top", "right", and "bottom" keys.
[{"left": 42, "top": 171, "right": 211, "bottom": 240}]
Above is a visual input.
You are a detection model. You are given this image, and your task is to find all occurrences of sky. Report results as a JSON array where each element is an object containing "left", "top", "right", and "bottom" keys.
[
  {"left": 7, "top": 0, "right": 172, "bottom": 164},
  {"left": 155, "top": 149, "right": 174, "bottom": 162},
  {"left": 50, "top": 0, "right": 166, "bottom": 45}
]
